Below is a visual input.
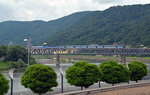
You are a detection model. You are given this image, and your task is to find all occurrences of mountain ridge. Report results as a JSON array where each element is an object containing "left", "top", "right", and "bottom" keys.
[
  {"left": 0, "top": 11, "right": 90, "bottom": 45},
  {"left": 44, "top": 4, "right": 150, "bottom": 47},
  {"left": 0, "top": 4, "right": 150, "bottom": 47}
]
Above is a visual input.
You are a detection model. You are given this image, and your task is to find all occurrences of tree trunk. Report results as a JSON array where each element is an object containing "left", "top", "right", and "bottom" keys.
[
  {"left": 81, "top": 86, "right": 83, "bottom": 90},
  {"left": 128, "top": 81, "right": 129, "bottom": 84},
  {"left": 136, "top": 80, "right": 138, "bottom": 83},
  {"left": 112, "top": 84, "right": 114, "bottom": 86}
]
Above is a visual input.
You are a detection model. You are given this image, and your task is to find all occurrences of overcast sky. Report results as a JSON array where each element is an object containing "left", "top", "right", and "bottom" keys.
[{"left": 0, "top": 0, "right": 150, "bottom": 22}]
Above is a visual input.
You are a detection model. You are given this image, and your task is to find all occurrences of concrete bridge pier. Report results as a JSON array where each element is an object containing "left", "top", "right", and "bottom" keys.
[
  {"left": 121, "top": 55, "right": 126, "bottom": 64},
  {"left": 56, "top": 54, "right": 60, "bottom": 66}
]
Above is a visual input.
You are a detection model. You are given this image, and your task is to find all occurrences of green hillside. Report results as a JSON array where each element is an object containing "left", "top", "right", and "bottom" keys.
[
  {"left": 0, "top": 4, "right": 150, "bottom": 47},
  {"left": 45, "top": 4, "right": 150, "bottom": 47},
  {"left": 0, "top": 11, "right": 89, "bottom": 45}
]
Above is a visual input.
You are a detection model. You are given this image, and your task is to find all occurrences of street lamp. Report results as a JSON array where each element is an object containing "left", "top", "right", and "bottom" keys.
[
  {"left": 43, "top": 42, "right": 47, "bottom": 46},
  {"left": 24, "top": 39, "right": 30, "bottom": 67},
  {"left": 140, "top": 44, "right": 144, "bottom": 47},
  {"left": 139, "top": 44, "right": 144, "bottom": 61}
]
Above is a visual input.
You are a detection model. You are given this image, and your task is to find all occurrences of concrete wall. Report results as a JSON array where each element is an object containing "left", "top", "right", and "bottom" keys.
[{"left": 55, "top": 82, "right": 150, "bottom": 95}]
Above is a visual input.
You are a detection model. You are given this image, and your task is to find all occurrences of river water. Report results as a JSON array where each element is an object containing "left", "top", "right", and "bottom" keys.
[{"left": 1, "top": 58, "right": 150, "bottom": 95}]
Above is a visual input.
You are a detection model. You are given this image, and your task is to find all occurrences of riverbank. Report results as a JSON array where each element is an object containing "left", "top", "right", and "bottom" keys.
[
  {"left": 33, "top": 55, "right": 150, "bottom": 63},
  {"left": 61, "top": 55, "right": 150, "bottom": 63}
]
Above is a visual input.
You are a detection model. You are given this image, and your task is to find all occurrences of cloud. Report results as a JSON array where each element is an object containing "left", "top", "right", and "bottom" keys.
[
  {"left": 0, "top": 4, "right": 14, "bottom": 21},
  {"left": 0, "top": 0, "right": 150, "bottom": 22},
  {"left": 92, "top": 0, "right": 122, "bottom": 4}
]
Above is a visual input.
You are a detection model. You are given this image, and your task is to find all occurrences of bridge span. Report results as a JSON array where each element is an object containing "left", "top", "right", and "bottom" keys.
[{"left": 30, "top": 47, "right": 150, "bottom": 64}]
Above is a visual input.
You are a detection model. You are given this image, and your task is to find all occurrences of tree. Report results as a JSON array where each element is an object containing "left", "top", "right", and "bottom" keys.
[
  {"left": 0, "top": 45, "right": 7, "bottom": 58},
  {"left": 21, "top": 64, "right": 58, "bottom": 95},
  {"left": 128, "top": 61, "right": 148, "bottom": 83},
  {"left": 5, "top": 45, "right": 28, "bottom": 62},
  {"left": 66, "top": 61, "right": 102, "bottom": 90},
  {"left": 0, "top": 73, "right": 9, "bottom": 95},
  {"left": 99, "top": 60, "right": 130, "bottom": 86},
  {"left": 10, "top": 59, "right": 27, "bottom": 68},
  {"left": 29, "top": 56, "right": 37, "bottom": 65}
]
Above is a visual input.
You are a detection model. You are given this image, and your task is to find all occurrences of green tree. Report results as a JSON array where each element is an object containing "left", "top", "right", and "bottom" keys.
[
  {"left": 0, "top": 45, "right": 7, "bottom": 58},
  {"left": 21, "top": 64, "right": 58, "bottom": 95},
  {"left": 99, "top": 60, "right": 130, "bottom": 86},
  {"left": 5, "top": 45, "right": 28, "bottom": 62},
  {"left": 9, "top": 59, "right": 27, "bottom": 68},
  {"left": 0, "top": 73, "right": 9, "bottom": 95},
  {"left": 66, "top": 61, "right": 102, "bottom": 90},
  {"left": 29, "top": 56, "right": 37, "bottom": 65},
  {"left": 128, "top": 61, "right": 148, "bottom": 83}
]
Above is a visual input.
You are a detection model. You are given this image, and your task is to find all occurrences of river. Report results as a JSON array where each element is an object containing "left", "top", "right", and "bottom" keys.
[{"left": 1, "top": 58, "right": 150, "bottom": 95}]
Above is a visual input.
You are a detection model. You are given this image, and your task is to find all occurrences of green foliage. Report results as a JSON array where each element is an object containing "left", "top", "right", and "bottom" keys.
[
  {"left": 66, "top": 61, "right": 102, "bottom": 89},
  {"left": 44, "top": 4, "right": 150, "bottom": 47},
  {"left": 128, "top": 61, "right": 148, "bottom": 82},
  {"left": 9, "top": 59, "right": 27, "bottom": 68},
  {"left": 0, "top": 45, "right": 36, "bottom": 70},
  {"left": 5, "top": 45, "right": 28, "bottom": 62},
  {"left": 0, "top": 62, "right": 11, "bottom": 70},
  {"left": 1, "top": 4, "right": 150, "bottom": 46},
  {"left": 0, "top": 45, "right": 7, "bottom": 58},
  {"left": 99, "top": 60, "right": 130, "bottom": 85},
  {"left": 0, "top": 12, "right": 89, "bottom": 45},
  {"left": 29, "top": 56, "right": 37, "bottom": 65},
  {"left": 0, "top": 73, "right": 9, "bottom": 95},
  {"left": 21, "top": 64, "right": 58, "bottom": 95}
]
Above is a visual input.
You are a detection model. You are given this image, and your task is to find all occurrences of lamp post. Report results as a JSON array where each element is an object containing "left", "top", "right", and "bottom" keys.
[
  {"left": 24, "top": 39, "right": 30, "bottom": 67},
  {"left": 43, "top": 43, "right": 47, "bottom": 48},
  {"left": 43, "top": 43, "right": 47, "bottom": 46},
  {"left": 138, "top": 44, "right": 144, "bottom": 61},
  {"left": 140, "top": 44, "right": 144, "bottom": 47}
]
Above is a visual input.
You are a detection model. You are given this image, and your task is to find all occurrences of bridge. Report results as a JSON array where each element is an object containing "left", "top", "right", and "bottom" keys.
[{"left": 30, "top": 47, "right": 150, "bottom": 64}]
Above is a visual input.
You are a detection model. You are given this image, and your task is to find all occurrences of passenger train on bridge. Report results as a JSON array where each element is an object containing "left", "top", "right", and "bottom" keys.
[{"left": 32, "top": 45, "right": 125, "bottom": 49}]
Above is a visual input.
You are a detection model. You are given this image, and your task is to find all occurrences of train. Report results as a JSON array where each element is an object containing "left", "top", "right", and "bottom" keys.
[{"left": 32, "top": 45, "right": 125, "bottom": 49}]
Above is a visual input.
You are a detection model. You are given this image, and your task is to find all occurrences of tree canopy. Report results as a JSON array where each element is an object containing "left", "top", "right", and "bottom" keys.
[
  {"left": 5, "top": 45, "right": 28, "bottom": 62},
  {"left": 66, "top": 61, "right": 102, "bottom": 90},
  {"left": 99, "top": 60, "right": 130, "bottom": 85},
  {"left": 0, "top": 73, "right": 9, "bottom": 95},
  {"left": 21, "top": 64, "right": 58, "bottom": 95},
  {"left": 128, "top": 61, "right": 148, "bottom": 82},
  {"left": 0, "top": 45, "right": 7, "bottom": 58}
]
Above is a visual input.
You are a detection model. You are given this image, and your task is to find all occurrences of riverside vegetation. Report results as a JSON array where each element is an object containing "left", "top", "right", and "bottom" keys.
[
  {"left": 0, "top": 60, "right": 148, "bottom": 95},
  {"left": 0, "top": 45, "right": 37, "bottom": 70}
]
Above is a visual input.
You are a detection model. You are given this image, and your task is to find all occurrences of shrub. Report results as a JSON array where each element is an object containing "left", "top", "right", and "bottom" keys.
[
  {"left": 99, "top": 60, "right": 130, "bottom": 86},
  {"left": 66, "top": 61, "right": 102, "bottom": 90},
  {"left": 21, "top": 64, "right": 58, "bottom": 95}
]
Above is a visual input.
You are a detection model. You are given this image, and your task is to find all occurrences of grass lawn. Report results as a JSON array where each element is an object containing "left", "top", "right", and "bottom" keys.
[{"left": 0, "top": 62, "right": 10, "bottom": 70}]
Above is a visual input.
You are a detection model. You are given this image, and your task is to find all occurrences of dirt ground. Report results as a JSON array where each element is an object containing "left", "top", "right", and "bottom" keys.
[{"left": 92, "top": 86, "right": 150, "bottom": 95}]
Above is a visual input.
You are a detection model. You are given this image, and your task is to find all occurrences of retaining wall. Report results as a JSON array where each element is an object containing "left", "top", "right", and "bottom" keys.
[{"left": 55, "top": 82, "right": 150, "bottom": 95}]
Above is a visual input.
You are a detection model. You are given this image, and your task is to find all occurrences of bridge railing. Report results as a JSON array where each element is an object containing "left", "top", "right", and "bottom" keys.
[{"left": 30, "top": 48, "right": 150, "bottom": 55}]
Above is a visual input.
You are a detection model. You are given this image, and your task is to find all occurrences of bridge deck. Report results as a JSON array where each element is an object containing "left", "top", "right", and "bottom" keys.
[{"left": 30, "top": 48, "right": 150, "bottom": 55}]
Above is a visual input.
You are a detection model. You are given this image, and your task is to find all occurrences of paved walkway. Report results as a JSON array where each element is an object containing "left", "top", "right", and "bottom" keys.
[{"left": 92, "top": 85, "right": 150, "bottom": 95}]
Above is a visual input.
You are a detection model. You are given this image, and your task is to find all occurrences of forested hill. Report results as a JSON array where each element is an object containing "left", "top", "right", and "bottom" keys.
[
  {"left": 0, "top": 11, "right": 90, "bottom": 45},
  {"left": 0, "top": 4, "right": 150, "bottom": 47},
  {"left": 44, "top": 4, "right": 150, "bottom": 47}
]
